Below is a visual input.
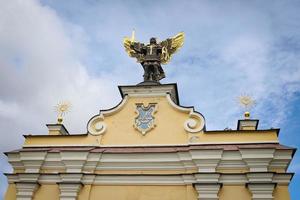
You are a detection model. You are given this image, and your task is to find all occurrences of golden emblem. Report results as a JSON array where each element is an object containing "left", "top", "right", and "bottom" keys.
[
  {"left": 54, "top": 101, "right": 71, "bottom": 124},
  {"left": 238, "top": 95, "right": 255, "bottom": 119}
]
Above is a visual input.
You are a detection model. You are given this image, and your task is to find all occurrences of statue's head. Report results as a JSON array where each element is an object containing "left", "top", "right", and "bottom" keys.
[{"left": 150, "top": 37, "right": 157, "bottom": 44}]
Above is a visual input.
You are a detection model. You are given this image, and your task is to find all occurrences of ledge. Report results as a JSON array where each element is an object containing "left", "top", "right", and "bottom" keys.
[{"left": 204, "top": 128, "right": 280, "bottom": 136}]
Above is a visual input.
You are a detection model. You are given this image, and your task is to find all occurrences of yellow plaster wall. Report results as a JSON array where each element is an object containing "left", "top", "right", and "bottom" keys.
[
  {"left": 78, "top": 185, "right": 92, "bottom": 200},
  {"left": 23, "top": 134, "right": 98, "bottom": 146},
  {"left": 100, "top": 96, "right": 192, "bottom": 145},
  {"left": 219, "top": 185, "right": 251, "bottom": 200},
  {"left": 87, "top": 185, "right": 198, "bottom": 200},
  {"left": 23, "top": 96, "right": 279, "bottom": 147},
  {"left": 200, "top": 131, "right": 278, "bottom": 143},
  {"left": 4, "top": 184, "right": 16, "bottom": 200},
  {"left": 274, "top": 185, "right": 291, "bottom": 200},
  {"left": 3, "top": 183, "right": 292, "bottom": 200},
  {"left": 33, "top": 184, "right": 59, "bottom": 200}
]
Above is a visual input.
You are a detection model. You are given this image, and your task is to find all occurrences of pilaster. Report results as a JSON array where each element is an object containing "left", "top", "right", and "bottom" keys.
[
  {"left": 194, "top": 183, "right": 221, "bottom": 200},
  {"left": 58, "top": 183, "right": 82, "bottom": 200},
  {"left": 15, "top": 182, "right": 39, "bottom": 200},
  {"left": 247, "top": 183, "right": 275, "bottom": 200}
]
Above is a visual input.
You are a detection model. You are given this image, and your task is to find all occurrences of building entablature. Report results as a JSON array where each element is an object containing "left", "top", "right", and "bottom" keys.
[
  {"left": 5, "top": 172, "right": 293, "bottom": 186},
  {"left": 6, "top": 143, "right": 295, "bottom": 174}
]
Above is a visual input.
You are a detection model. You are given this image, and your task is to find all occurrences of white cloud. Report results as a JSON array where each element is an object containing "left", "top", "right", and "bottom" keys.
[
  {"left": 0, "top": 0, "right": 126, "bottom": 193},
  {"left": 0, "top": 1, "right": 124, "bottom": 189},
  {"left": 1, "top": 0, "right": 300, "bottom": 197}
]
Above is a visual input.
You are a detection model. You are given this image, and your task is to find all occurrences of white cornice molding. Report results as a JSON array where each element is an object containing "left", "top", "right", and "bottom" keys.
[
  {"left": 6, "top": 172, "right": 293, "bottom": 186},
  {"left": 60, "top": 152, "right": 89, "bottom": 173},
  {"left": 19, "top": 151, "right": 47, "bottom": 173},
  {"left": 119, "top": 84, "right": 179, "bottom": 104},
  {"left": 22, "top": 141, "right": 280, "bottom": 147},
  {"left": 219, "top": 174, "right": 247, "bottom": 185},
  {"left": 190, "top": 150, "right": 223, "bottom": 172},
  {"left": 6, "top": 148, "right": 293, "bottom": 174},
  {"left": 194, "top": 173, "right": 220, "bottom": 183},
  {"left": 38, "top": 174, "right": 60, "bottom": 184},
  {"left": 18, "top": 173, "right": 39, "bottom": 182},
  {"left": 239, "top": 149, "right": 276, "bottom": 172},
  {"left": 273, "top": 173, "right": 293, "bottom": 185},
  {"left": 247, "top": 173, "right": 274, "bottom": 183},
  {"left": 60, "top": 173, "right": 83, "bottom": 182}
]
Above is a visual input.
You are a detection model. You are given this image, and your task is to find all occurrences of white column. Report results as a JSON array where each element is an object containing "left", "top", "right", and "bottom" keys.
[
  {"left": 194, "top": 183, "right": 221, "bottom": 200},
  {"left": 247, "top": 183, "right": 275, "bottom": 200},
  {"left": 59, "top": 183, "right": 82, "bottom": 200},
  {"left": 16, "top": 182, "right": 39, "bottom": 200}
]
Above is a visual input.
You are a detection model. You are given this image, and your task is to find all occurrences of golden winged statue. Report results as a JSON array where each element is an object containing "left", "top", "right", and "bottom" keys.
[{"left": 123, "top": 31, "right": 184, "bottom": 82}]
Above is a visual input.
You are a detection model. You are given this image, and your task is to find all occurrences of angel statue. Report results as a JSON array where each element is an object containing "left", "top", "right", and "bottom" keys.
[{"left": 124, "top": 31, "right": 185, "bottom": 82}]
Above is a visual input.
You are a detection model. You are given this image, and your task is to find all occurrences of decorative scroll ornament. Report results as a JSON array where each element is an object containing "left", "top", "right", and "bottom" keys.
[
  {"left": 134, "top": 103, "right": 157, "bottom": 135},
  {"left": 87, "top": 114, "right": 107, "bottom": 136},
  {"left": 166, "top": 94, "right": 205, "bottom": 133},
  {"left": 87, "top": 96, "right": 129, "bottom": 136}
]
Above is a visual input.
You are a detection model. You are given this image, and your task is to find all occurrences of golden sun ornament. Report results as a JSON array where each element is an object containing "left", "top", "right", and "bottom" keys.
[
  {"left": 54, "top": 101, "right": 71, "bottom": 124},
  {"left": 238, "top": 95, "right": 255, "bottom": 119},
  {"left": 239, "top": 95, "right": 255, "bottom": 108}
]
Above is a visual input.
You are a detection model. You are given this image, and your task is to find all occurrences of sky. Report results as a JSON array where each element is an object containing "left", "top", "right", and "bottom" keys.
[{"left": 0, "top": 0, "right": 299, "bottom": 198}]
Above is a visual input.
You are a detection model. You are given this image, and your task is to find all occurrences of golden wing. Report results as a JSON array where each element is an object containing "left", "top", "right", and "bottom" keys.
[
  {"left": 123, "top": 37, "right": 136, "bottom": 57},
  {"left": 123, "top": 37, "right": 144, "bottom": 63},
  {"left": 160, "top": 32, "right": 185, "bottom": 64}
]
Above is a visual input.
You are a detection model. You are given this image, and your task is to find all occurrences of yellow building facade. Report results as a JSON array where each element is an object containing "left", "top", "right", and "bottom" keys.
[{"left": 4, "top": 83, "right": 296, "bottom": 200}]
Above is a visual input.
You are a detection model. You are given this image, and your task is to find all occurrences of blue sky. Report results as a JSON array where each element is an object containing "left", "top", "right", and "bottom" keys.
[{"left": 0, "top": 0, "right": 299, "bottom": 198}]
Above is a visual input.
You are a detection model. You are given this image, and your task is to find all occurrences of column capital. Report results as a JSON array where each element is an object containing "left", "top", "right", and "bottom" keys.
[
  {"left": 247, "top": 183, "right": 276, "bottom": 200},
  {"left": 15, "top": 182, "right": 39, "bottom": 200},
  {"left": 58, "top": 182, "right": 82, "bottom": 200},
  {"left": 194, "top": 183, "right": 222, "bottom": 200}
]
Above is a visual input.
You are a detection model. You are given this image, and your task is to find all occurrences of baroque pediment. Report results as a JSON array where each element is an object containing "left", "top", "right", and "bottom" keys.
[{"left": 87, "top": 83, "right": 205, "bottom": 145}]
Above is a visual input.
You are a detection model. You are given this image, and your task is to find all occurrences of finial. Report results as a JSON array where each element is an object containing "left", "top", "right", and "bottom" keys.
[
  {"left": 239, "top": 95, "right": 255, "bottom": 119},
  {"left": 54, "top": 101, "right": 71, "bottom": 124}
]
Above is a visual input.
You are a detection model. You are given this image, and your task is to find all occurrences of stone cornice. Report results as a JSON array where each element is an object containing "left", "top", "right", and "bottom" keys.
[
  {"left": 5, "top": 172, "right": 293, "bottom": 186},
  {"left": 5, "top": 147, "right": 294, "bottom": 174}
]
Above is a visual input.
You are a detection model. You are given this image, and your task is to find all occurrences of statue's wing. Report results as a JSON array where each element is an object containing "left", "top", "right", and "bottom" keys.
[
  {"left": 160, "top": 32, "right": 185, "bottom": 64},
  {"left": 123, "top": 37, "right": 144, "bottom": 62}
]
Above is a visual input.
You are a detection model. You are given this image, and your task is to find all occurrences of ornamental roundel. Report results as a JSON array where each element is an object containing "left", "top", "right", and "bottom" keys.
[{"left": 134, "top": 103, "right": 157, "bottom": 135}]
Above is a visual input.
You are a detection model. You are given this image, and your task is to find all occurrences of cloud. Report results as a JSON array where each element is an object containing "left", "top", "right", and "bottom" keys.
[
  {"left": 0, "top": 0, "right": 127, "bottom": 194},
  {"left": 1, "top": 0, "right": 300, "bottom": 197}
]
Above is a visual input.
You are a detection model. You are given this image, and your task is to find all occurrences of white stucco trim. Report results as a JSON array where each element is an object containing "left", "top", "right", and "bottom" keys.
[
  {"left": 7, "top": 148, "right": 293, "bottom": 174},
  {"left": 7, "top": 172, "right": 293, "bottom": 186},
  {"left": 22, "top": 141, "right": 280, "bottom": 147}
]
